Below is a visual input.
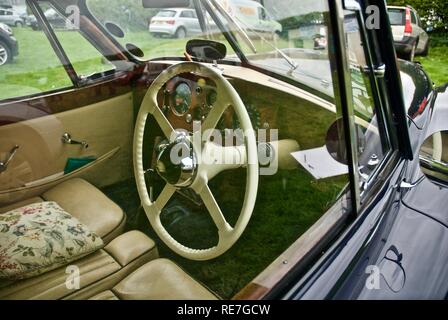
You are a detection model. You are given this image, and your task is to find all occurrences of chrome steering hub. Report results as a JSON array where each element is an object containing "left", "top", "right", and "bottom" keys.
[{"left": 155, "top": 135, "right": 197, "bottom": 188}]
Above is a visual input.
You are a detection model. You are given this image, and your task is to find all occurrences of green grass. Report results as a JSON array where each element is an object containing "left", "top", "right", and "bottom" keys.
[
  {"left": 2, "top": 27, "right": 447, "bottom": 100},
  {"left": 104, "top": 169, "right": 347, "bottom": 299},
  {"left": 417, "top": 46, "right": 448, "bottom": 86},
  {"left": 0, "top": 28, "right": 114, "bottom": 100}
]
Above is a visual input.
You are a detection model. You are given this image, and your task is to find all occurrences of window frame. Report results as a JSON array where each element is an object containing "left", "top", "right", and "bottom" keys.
[
  {"left": 257, "top": 7, "right": 267, "bottom": 21},
  {"left": 0, "top": 0, "right": 129, "bottom": 104},
  {"left": 411, "top": 11, "right": 417, "bottom": 25},
  {"left": 343, "top": 0, "right": 407, "bottom": 210},
  {"left": 344, "top": 10, "right": 396, "bottom": 201}
]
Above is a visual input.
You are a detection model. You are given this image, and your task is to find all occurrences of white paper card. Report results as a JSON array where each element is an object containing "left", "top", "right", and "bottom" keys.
[{"left": 292, "top": 146, "right": 349, "bottom": 179}]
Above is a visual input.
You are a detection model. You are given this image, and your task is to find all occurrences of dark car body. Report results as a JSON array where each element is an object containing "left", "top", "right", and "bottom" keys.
[
  {"left": 282, "top": 57, "right": 448, "bottom": 300},
  {"left": 0, "top": 23, "right": 18, "bottom": 63}
]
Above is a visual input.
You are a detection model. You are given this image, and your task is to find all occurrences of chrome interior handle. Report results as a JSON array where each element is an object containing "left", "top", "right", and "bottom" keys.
[
  {"left": 0, "top": 145, "right": 19, "bottom": 173},
  {"left": 62, "top": 133, "right": 89, "bottom": 149}
]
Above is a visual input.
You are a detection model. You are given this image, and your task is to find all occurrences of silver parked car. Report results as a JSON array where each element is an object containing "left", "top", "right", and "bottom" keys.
[
  {"left": 0, "top": 8, "right": 24, "bottom": 28},
  {"left": 149, "top": 8, "right": 201, "bottom": 39},
  {"left": 387, "top": 5, "right": 429, "bottom": 61}
]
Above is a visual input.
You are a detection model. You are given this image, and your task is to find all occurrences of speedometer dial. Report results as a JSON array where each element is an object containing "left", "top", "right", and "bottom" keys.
[{"left": 172, "top": 82, "right": 191, "bottom": 116}]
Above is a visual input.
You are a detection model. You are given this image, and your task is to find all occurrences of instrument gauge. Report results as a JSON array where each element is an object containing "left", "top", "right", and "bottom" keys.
[{"left": 172, "top": 82, "right": 192, "bottom": 116}]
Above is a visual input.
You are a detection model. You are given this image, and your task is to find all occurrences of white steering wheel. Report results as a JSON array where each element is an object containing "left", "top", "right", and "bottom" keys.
[{"left": 133, "top": 62, "right": 258, "bottom": 261}]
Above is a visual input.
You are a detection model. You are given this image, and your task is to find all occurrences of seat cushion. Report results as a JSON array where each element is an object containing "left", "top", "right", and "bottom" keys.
[
  {"left": 111, "top": 259, "right": 218, "bottom": 300},
  {"left": 42, "top": 179, "right": 125, "bottom": 243},
  {"left": 0, "top": 179, "right": 126, "bottom": 244},
  {"left": 0, "top": 231, "right": 158, "bottom": 300},
  {"left": 0, "top": 202, "right": 103, "bottom": 280}
]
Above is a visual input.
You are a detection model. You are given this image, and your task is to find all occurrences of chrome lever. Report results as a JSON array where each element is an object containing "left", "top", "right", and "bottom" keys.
[
  {"left": 62, "top": 133, "right": 89, "bottom": 149},
  {"left": 0, "top": 145, "right": 19, "bottom": 173}
]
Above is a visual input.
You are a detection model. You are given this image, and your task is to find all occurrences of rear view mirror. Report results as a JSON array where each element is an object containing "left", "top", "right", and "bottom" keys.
[
  {"left": 419, "top": 131, "right": 448, "bottom": 184},
  {"left": 186, "top": 39, "right": 227, "bottom": 61},
  {"left": 142, "top": 0, "right": 190, "bottom": 8}
]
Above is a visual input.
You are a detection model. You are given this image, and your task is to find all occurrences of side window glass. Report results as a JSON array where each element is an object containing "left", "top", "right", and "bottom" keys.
[
  {"left": 411, "top": 12, "right": 417, "bottom": 24},
  {"left": 38, "top": 2, "right": 115, "bottom": 79},
  {"left": 0, "top": 8, "right": 72, "bottom": 100},
  {"left": 180, "top": 11, "right": 193, "bottom": 18},
  {"left": 344, "top": 13, "right": 391, "bottom": 190},
  {"left": 258, "top": 8, "right": 267, "bottom": 21}
]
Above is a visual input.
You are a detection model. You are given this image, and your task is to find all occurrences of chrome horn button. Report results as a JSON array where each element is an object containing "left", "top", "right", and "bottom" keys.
[{"left": 155, "top": 135, "right": 197, "bottom": 188}]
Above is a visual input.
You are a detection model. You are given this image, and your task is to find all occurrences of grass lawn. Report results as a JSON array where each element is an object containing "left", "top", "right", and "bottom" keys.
[
  {"left": 417, "top": 45, "right": 448, "bottom": 86},
  {"left": 104, "top": 169, "right": 347, "bottom": 299},
  {"left": 0, "top": 27, "right": 291, "bottom": 100}
]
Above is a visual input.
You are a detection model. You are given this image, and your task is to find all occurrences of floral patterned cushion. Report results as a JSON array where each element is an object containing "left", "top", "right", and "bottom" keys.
[{"left": 0, "top": 201, "right": 103, "bottom": 280}]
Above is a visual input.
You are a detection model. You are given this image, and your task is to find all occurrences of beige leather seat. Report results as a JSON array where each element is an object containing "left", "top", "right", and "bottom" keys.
[
  {"left": 0, "top": 178, "right": 216, "bottom": 300},
  {"left": 0, "top": 178, "right": 126, "bottom": 244},
  {"left": 89, "top": 259, "right": 218, "bottom": 300},
  {"left": 0, "top": 231, "right": 159, "bottom": 300}
]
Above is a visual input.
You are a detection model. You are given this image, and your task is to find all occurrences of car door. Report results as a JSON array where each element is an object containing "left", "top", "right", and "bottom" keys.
[
  {"left": 0, "top": 10, "right": 12, "bottom": 26},
  {"left": 179, "top": 10, "right": 198, "bottom": 35},
  {"left": 0, "top": 4, "right": 135, "bottom": 206},
  {"left": 189, "top": 10, "right": 201, "bottom": 35},
  {"left": 256, "top": 7, "right": 271, "bottom": 33},
  {"left": 0, "top": 10, "right": 5, "bottom": 24}
]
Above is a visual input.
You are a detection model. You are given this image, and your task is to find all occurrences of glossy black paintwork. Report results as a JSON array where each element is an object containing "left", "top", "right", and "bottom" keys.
[{"left": 287, "top": 6, "right": 448, "bottom": 300}]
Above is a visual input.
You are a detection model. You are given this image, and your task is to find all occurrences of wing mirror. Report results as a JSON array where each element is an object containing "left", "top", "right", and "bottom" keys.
[
  {"left": 325, "top": 118, "right": 366, "bottom": 165},
  {"left": 419, "top": 131, "right": 448, "bottom": 184},
  {"left": 104, "top": 22, "right": 125, "bottom": 38},
  {"left": 186, "top": 39, "right": 227, "bottom": 61}
]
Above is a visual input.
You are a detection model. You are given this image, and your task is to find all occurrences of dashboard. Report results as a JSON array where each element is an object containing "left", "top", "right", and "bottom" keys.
[
  {"left": 156, "top": 73, "right": 267, "bottom": 133},
  {"left": 156, "top": 73, "right": 222, "bottom": 132}
]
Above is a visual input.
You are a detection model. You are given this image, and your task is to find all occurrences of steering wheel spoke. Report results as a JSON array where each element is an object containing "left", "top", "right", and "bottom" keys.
[
  {"left": 201, "top": 96, "right": 230, "bottom": 141},
  {"left": 154, "top": 184, "right": 177, "bottom": 213},
  {"left": 151, "top": 101, "right": 176, "bottom": 140},
  {"left": 201, "top": 142, "right": 247, "bottom": 181},
  {"left": 199, "top": 184, "right": 233, "bottom": 234}
]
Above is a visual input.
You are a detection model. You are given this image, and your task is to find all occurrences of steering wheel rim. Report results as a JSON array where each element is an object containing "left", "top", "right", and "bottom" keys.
[{"left": 133, "top": 62, "right": 258, "bottom": 261}]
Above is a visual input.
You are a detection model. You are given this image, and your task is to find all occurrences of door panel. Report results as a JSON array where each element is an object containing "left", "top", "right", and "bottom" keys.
[{"left": 0, "top": 93, "right": 134, "bottom": 205}]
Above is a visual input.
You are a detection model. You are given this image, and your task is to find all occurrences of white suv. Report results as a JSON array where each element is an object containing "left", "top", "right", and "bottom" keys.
[
  {"left": 149, "top": 8, "right": 201, "bottom": 39},
  {"left": 387, "top": 5, "right": 429, "bottom": 61}
]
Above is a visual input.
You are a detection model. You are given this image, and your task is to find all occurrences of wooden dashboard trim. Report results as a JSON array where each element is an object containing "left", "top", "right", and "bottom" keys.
[
  {"left": 152, "top": 60, "right": 337, "bottom": 115},
  {"left": 0, "top": 72, "right": 134, "bottom": 126}
]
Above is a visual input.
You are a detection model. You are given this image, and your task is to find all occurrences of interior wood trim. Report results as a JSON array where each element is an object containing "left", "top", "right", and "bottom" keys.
[{"left": 0, "top": 73, "right": 133, "bottom": 126}]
